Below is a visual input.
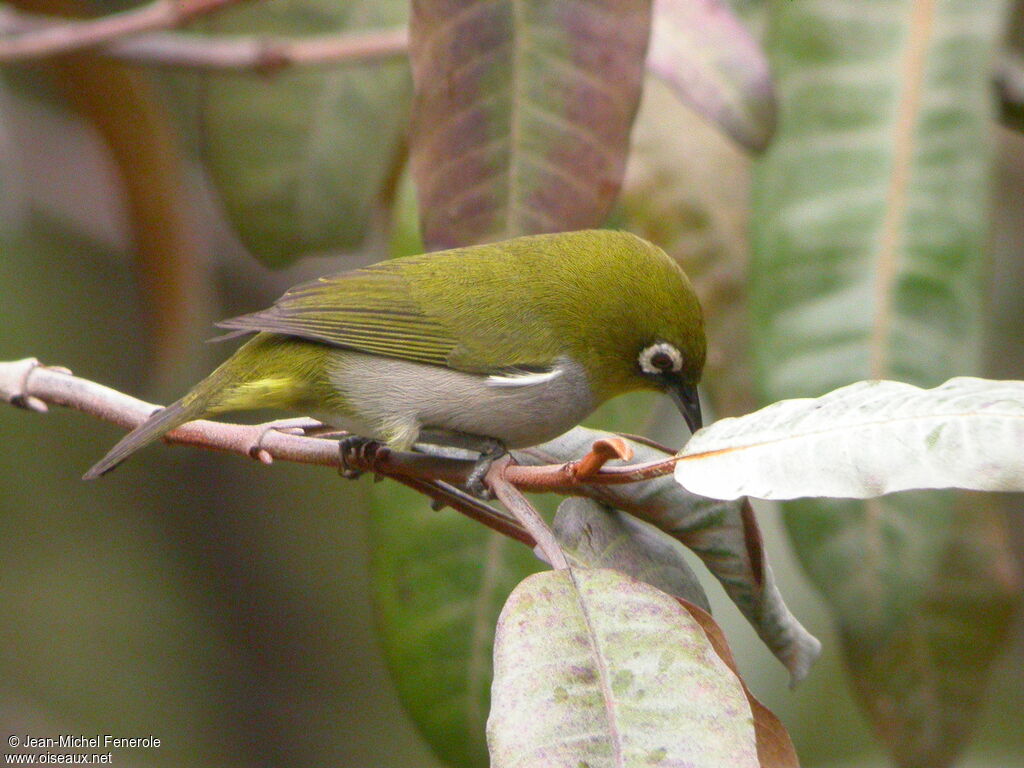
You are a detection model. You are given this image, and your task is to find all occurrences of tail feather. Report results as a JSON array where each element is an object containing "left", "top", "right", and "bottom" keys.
[
  {"left": 83, "top": 333, "right": 326, "bottom": 480},
  {"left": 82, "top": 397, "right": 202, "bottom": 480}
]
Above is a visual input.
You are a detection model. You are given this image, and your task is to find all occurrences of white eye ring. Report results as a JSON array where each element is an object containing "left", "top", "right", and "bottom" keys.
[{"left": 639, "top": 343, "right": 683, "bottom": 375}]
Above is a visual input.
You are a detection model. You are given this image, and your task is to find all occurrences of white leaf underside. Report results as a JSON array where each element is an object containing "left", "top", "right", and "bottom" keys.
[
  {"left": 675, "top": 377, "right": 1024, "bottom": 500},
  {"left": 487, "top": 568, "right": 758, "bottom": 768}
]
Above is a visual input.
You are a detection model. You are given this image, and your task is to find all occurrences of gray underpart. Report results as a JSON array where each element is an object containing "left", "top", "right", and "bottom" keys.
[{"left": 319, "top": 350, "right": 597, "bottom": 451}]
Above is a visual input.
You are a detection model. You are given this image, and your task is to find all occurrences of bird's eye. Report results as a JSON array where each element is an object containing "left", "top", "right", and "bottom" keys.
[
  {"left": 650, "top": 351, "right": 675, "bottom": 370},
  {"left": 639, "top": 343, "right": 683, "bottom": 375}
]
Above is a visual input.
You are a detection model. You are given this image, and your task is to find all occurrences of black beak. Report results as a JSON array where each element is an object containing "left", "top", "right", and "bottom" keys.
[{"left": 669, "top": 382, "right": 703, "bottom": 435}]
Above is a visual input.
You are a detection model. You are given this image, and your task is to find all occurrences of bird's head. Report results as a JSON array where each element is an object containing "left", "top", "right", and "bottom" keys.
[{"left": 553, "top": 231, "right": 707, "bottom": 434}]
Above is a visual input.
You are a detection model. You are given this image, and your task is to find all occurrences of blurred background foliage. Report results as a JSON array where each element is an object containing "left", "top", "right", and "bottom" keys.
[{"left": 1, "top": 0, "right": 1022, "bottom": 766}]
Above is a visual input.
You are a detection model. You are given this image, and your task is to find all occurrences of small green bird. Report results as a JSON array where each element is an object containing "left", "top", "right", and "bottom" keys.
[{"left": 84, "top": 230, "right": 706, "bottom": 491}]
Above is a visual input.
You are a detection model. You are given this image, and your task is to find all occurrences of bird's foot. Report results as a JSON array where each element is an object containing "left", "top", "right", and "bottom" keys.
[
  {"left": 338, "top": 436, "right": 388, "bottom": 479},
  {"left": 466, "top": 439, "right": 507, "bottom": 499}
]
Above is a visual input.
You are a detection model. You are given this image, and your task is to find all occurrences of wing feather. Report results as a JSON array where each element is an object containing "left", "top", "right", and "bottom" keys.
[{"left": 215, "top": 263, "right": 457, "bottom": 367}]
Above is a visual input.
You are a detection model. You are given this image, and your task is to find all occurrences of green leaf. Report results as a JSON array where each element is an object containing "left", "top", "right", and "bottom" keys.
[
  {"left": 647, "top": 0, "right": 776, "bottom": 151},
  {"left": 369, "top": 482, "right": 541, "bottom": 768},
  {"left": 199, "top": 0, "right": 410, "bottom": 266},
  {"left": 553, "top": 497, "right": 711, "bottom": 611},
  {"left": 488, "top": 568, "right": 759, "bottom": 768},
  {"left": 675, "top": 377, "right": 1024, "bottom": 500},
  {"left": 409, "top": 0, "right": 652, "bottom": 248},
  {"left": 843, "top": 499, "right": 1022, "bottom": 767},
  {"left": 751, "top": 0, "right": 1011, "bottom": 762},
  {"left": 517, "top": 428, "right": 821, "bottom": 684},
  {"left": 752, "top": 0, "right": 1003, "bottom": 399}
]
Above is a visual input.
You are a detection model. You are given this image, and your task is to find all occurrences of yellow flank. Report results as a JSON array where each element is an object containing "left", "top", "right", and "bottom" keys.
[
  {"left": 194, "top": 332, "right": 345, "bottom": 417},
  {"left": 210, "top": 377, "right": 303, "bottom": 413}
]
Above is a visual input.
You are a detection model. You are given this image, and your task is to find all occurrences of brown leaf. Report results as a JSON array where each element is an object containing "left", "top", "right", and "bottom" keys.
[{"left": 681, "top": 599, "right": 801, "bottom": 768}]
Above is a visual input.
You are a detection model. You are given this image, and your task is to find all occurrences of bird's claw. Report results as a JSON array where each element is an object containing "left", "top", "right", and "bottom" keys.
[
  {"left": 339, "top": 436, "right": 387, "bottom": 479},
  {"left": 466, "top": 469, "right": 492, "bottom": 499}
]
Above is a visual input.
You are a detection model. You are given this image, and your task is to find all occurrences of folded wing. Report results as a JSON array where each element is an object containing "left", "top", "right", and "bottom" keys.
[{"left": 216, "top": 264, "right": 457, "bottom": 368}]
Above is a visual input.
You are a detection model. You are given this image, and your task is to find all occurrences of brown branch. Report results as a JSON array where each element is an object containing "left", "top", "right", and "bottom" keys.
[
  {"left": 0, "top": 0, "right": 248, "bottom": 61},
  {"left": 0, "top": 358, "right": 686, "bottom": 553},
  {"left": 0, "top": 358, "right": 534, "bottom": 545},
  {"left": 0, "top": 7, "right": 408, "bottom": 70},
  {"left": 1, "top": 358, "right": 681, "bottom": 484},
  {"left": 403, "top": 478, "right": 534, "bottom": 548},
  {"left": 107, "top": 27, "right": 410, "bottom": 72}
]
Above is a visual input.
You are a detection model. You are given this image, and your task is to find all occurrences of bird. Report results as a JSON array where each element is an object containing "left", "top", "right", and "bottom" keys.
[{"left": 84, "top": 230, "right": 706, "bottom": 493}]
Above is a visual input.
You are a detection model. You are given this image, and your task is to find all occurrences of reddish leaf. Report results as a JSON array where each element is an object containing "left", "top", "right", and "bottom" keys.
[{"left": 409, "top": 0, "right": 651, "bottom": 248}]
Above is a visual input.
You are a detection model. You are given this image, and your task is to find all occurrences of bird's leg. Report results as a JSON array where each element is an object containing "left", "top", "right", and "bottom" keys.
[
  {"left": 415, "top": 429, "right": 508, "bottom": 498},
  {"left": 465, "top": 439, "right": 507, "bottom": 499},
  {"left": 338, "top": 435, "right": 388, "bottom": 479}
]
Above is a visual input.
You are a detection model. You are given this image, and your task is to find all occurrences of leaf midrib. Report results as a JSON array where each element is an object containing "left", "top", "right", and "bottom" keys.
[
  {"left": 568, "top": 569, "right": 626, "bottom": 768},
  {"left": 682, "top": 408, "right": 1024, "bottom": 461},
  {"left": 869, "top": 0, "right": 937, "bottom": 378}
]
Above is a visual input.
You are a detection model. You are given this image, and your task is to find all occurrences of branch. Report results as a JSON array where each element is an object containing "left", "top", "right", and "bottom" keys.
[
  {"left": 0, "top": 6, "right": 408, "bottom": 70},
  {"left": 0, "top": 0, "right": 248, "bottom": 61},
  {"left": 1, "top": 358, "right": 689, "bottom": 562},
  {"left": 107, "top": 27, "right": 409, "bottom": 72}
]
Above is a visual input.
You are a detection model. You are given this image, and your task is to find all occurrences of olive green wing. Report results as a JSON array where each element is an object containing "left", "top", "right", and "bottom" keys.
[{"left": 215, "top": 263, "right": 458, "bottom": 368}]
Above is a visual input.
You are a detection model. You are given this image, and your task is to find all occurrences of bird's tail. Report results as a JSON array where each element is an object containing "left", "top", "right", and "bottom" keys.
[
  {"left": 83, "top": 333, "right": 330, "bottom": 480},
  {"left": 82, "top": 389, "right": 212, "bottom": 480}
]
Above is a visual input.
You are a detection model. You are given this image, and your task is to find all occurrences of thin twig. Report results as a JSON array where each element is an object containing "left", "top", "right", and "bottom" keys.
[
  {"left": 398, "top": 478, "right": 534, "bottom": 547},
  {"left": 0, "top": 4, "right": 407, "bottom": 71},
  {"left": 0, "top": 10, "right": 408, "bottom": 72},
  {"left": 502, "top": 454, "right": 681, "bottom": 491},
  {"left": 571, "top": 437, "right": 633, "bottom": 481},
  {"left": 109, "top": 27, "right": 409, "bottom": 72},
  {"left": 0, "top": 0, "right": 247, "bottom": 61}
]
